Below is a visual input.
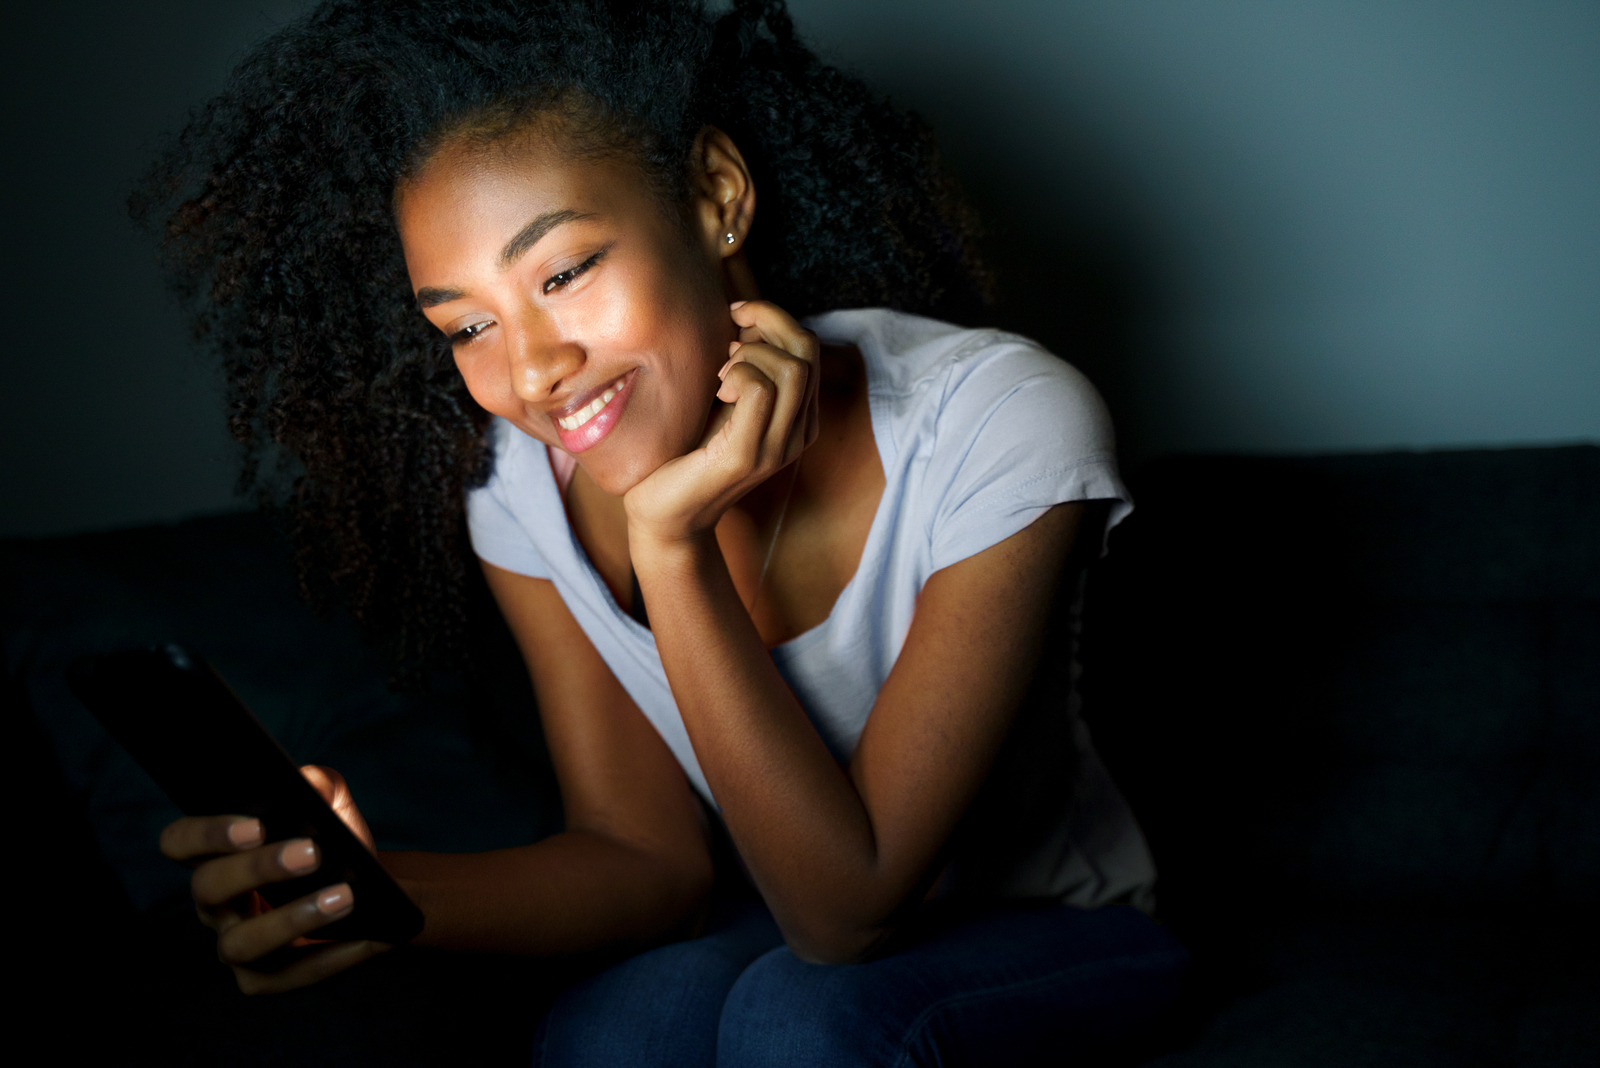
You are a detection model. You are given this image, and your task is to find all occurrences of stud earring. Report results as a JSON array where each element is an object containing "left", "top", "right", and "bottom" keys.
[{"left": 724, "top": 232, "right": 736, "bottom": 245}]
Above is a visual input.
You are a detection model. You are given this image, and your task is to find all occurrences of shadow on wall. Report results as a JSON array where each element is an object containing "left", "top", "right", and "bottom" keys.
[
  {"left": 958, "top": 142, "right": 1168, "bottom": 470},
  {"left": 870, "top": 42, "right": 1177, "bottom": 468},
  {"left": 793, "top": 0, "right": 1600, "bottom": 460}
]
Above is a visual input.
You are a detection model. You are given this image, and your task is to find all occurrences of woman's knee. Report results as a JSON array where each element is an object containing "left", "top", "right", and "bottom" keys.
[
  {"left": 717, "top": 948, "right": 898, "bottom": 1068},
  {"left": 714, "top": 907, "right": 1192, "bottom": 1068},
  {"left": 541, "top": 905, "right": 782, "bottom": 1068}
]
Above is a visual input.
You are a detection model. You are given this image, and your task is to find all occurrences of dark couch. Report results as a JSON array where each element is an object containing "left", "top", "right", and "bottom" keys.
[
  {"left": 8, "top": 445, "right": 1597, "bottom": 1065},
  {"left": 1081, "top": 446, "right": 1599, "bottom": 1066}
]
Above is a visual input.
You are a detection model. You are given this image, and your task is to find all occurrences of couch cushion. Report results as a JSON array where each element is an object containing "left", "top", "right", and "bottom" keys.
[
  {"left": 1144, "top": 910, "right": 1598, "bottom": 1068},
  {"left": 1080, "top": 445, "right": 1600, "bottom": 931},
  {"left": 1, "top": 511, "right": 562, "bottom": 911}
]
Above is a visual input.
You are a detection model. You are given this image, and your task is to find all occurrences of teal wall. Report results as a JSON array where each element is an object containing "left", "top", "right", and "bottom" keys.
[
  {"left": 2, "top": 1, "right": 1595, "bottom": 537},
  {"left": 788, "top": 0, "right": 1600, "bottom": 458}
]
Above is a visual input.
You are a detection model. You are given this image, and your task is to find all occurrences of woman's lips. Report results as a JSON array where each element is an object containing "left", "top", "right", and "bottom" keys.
[{"left": 553, "top": 369, "right": 635, "bottom": 453}]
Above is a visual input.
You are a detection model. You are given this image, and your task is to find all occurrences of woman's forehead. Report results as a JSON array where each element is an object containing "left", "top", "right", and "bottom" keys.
[
  {"left": 398, "top": 138, "right": 648, "bottom": 240},
  {"left": 394, "top": 135, "right": 677, "bottom": 292}
]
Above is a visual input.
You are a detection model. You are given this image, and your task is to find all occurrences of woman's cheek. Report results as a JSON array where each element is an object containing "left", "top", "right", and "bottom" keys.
[{"left": 455, "top": 351, "right": 507, "bottom": 418}]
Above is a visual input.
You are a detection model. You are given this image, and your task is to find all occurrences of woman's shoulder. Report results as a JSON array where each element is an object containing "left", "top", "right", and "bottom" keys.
[
  {"left": 464, "top": 418, "right": 563, "bottom": 580},
  {"left": 804, "top": 307, "right": 1114, "bottom": 462},
  {"left": 477, "top": 417, "right": 553, "bottom": 493}
]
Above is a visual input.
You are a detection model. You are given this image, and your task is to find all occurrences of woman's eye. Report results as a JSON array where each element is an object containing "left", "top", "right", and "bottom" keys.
[
  {"left": 541, "top": 248, "right": 607, "bottom": 295},
  {"left": 450, "top": 320, "right": 494, "bottom": 346}
]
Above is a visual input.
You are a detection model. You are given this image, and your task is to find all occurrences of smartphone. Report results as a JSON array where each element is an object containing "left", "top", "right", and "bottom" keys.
[{"left": 65, "top": 644, "right": 425, "bottom": 944}]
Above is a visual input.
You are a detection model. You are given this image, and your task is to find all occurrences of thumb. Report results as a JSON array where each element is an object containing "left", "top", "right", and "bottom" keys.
[{"left": 300, "top": 765, "right": 377, "bottom": 855}]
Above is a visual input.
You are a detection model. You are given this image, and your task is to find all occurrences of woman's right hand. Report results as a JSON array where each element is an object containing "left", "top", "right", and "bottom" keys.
[
  {"left": 158, "top": 765, "right": 391, "bottom": 994},
  {"left": 622, "top": 300, "right": 821, "bottom": 549}
]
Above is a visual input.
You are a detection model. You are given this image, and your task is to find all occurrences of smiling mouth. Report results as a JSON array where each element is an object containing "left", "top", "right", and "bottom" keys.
[
  {"left": 556, "top": 376, "right": 626, "bottom": 431},
  {"left": 552, "top": 370, "right": 636, "bottom": 454}
]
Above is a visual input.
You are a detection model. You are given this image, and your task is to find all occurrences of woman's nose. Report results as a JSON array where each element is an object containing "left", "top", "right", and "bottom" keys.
[{"left": 504, "top": 318, "right": 584, "bottom": 403}]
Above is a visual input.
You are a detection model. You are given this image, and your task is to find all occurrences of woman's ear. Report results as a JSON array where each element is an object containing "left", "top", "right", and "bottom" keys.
[{"left": 691, "top": 126, "right": 756, "bottom": 260}]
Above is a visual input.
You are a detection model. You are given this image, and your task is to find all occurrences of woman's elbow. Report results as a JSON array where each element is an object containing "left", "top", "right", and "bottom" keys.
[
  {"left": 780, "top": 916, "right": 896, "bottom": 966},
  {"left": 657, "top": 850, "right": 716, "bottom": 930}
]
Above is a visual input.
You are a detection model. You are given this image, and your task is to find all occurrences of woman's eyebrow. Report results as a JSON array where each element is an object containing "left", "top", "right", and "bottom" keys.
[
  {"left": 416, "top": 285, "right": 466, "bottom": 309},
  {"left": 499, "top": 208, "right": 595, "bottom": 268},
  {"left": 414, "top": 208, "right": 597, "bottom": 309}
]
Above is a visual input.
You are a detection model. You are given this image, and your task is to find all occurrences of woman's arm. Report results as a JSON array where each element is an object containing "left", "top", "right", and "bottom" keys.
[
  {"left": 624, "top": 300, "right": 1096, "bottom": 962},
  {"left": 383, "top": 562, "right": 713, "bottom": 956},
  {"left": 633, "top": 500, "right": 1086, "bottom": 964},
  {"left": 162, "top": 564, "right": 713, "bottom": 994}
]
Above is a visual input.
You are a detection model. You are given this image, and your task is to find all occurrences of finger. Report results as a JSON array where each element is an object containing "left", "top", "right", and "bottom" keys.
[
  {"left": 729, "top": 301, "right": 819, "bottom": 366},
  {"left": 722, "top": 335, "right": 768, "bottom": 377},
  {"left": 301, "top": 764, "right": 339, "bottom": 805},
  {"left": 161, "top": 815, "right": 263, "bottom": 862},
  {"left": 803, "top": 370, "right": 820, "bottom": 449},
  {"left": 711, "top": 361, "right": 778, "bottom": 472},
  {"left": 217, "top": 882, "right": 355, "bottom": 968},
  {"left": 739, "top": 346, "right": 813, "bottom": 464},
  {"left": 768, "top": 357, "right": 812, "bottom": 464},
  {"left": 233, "top": 938, "right": 392, "bottom": 996},
  {"left": 803, "top": 340, "right": 822, "bottom": 449},
  {"left": 719, "top": 341, "right": 744, "bottom": 380},
  {"left": 764, "top": 341, "right": 816, "bottom": 462},
  {"left": 190, "top": 837, "right": 322, "bottom": 908},
  {"left": 730, "top": 302, "right": 820, "bottom": 463},
  {"left": 196, "top": 893, "right": 252, "bottom": 933},
  {"left": 301, "top": 765, "right": 377, "bottom": 853}
]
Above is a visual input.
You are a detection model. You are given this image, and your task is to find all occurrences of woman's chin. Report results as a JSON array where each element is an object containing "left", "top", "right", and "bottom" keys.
[
  {"left": 576, "top": 407, "right": 712, "bottom": 499},
  {"left": 579, "top": 447, "right": 671, "bottom": 500}
]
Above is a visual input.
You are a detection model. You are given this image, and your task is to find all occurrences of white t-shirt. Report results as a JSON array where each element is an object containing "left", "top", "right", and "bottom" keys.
[{"left": 466, "top": 308, "right": 1157, "bottom": 909}]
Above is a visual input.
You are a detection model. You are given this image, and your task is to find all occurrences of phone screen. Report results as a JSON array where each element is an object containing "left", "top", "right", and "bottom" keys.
[{"left": 66, "top": 645, "right": 425, "bottom": 943}]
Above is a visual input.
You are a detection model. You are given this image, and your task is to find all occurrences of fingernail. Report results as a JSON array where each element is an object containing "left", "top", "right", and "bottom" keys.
[
  {"left": 280, "top": 839, "right": 318, "bottom": 873},
  {"left": 227, "top": 818, "right": 263, "bottom": 849},
  {"left": 718, "top": 358, "right": 734, "bottom": 380},
  {"left": 729, "top": 300, "right": 747, "bottom": 309},
  {"left": 317, "top": 883, "right": 353, "bottom": 916}
]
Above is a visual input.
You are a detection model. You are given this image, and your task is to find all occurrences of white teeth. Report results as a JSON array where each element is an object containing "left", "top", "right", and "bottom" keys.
[{"left": 557, "top": 378, "right": 626, "bottom": 431}]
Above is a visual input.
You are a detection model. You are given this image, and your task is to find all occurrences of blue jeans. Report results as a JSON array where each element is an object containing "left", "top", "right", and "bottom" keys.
[{"left": 535, "top": 898, "right": 1189, "bottom": 1067}]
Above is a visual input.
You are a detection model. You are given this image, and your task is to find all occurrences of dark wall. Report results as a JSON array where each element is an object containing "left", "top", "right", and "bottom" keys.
[
  {"left": 3, "top": 0, "right": 1596, "bottom": 538},
  {"left": 789, "top": 0, "right": 1600, "bottom": 458},
  {"left": 0, "top": 0, "right": 306, "bottom": 537}
]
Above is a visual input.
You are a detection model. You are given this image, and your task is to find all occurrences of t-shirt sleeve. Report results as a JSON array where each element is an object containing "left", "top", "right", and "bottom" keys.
[
  {"left": 926, "top": 343, "right": 1132, "bottom": 573},
  {"left": 464, "top": 434, "right": 552, "bottom": 580}
]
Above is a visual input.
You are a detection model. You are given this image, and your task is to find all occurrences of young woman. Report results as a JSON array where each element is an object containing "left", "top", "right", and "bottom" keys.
[{"left": 147, "top": 1, "right": 1187, "bottom": 1063}]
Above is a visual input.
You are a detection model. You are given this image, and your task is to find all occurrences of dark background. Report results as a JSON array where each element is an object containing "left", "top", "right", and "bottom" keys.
[{"left": 3, "top": 0, "right": 1596, "bottom": 538}]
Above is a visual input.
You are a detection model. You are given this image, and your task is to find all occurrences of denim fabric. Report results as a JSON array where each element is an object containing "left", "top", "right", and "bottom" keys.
[{"left": 536, "top": 901, "right": 1188, "bottom": 1068}]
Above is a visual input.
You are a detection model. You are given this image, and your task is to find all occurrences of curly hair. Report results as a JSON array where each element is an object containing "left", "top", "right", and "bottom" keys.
[{"left": 135, "top": 0, "right": 989, "bottom": 675}]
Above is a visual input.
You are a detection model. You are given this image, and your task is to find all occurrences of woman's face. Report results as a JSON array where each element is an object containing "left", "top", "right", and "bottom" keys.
[{"left": 396, "top": 130, "right": 737, "bottom": 496}]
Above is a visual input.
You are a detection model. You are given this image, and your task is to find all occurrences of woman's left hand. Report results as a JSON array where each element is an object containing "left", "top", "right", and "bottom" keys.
[
  {"left": 623, "top": 300, "right": 820, "bottom": 546},
  {"left": 161, "top": 765, "right": 391, "bottom": 995}
]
